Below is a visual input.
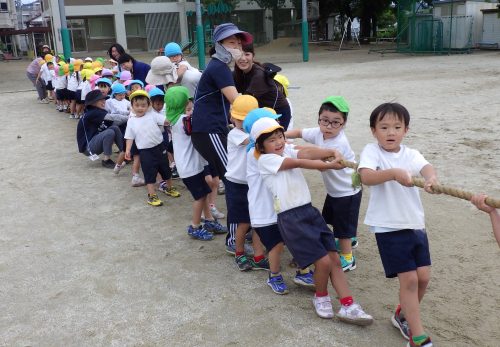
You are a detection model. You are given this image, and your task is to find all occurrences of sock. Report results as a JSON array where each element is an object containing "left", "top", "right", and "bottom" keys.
[
  {"left": 299, "top": 267, "right": 310, "bottom": 275},
  {"left": 235, "top": 251, "right": 244, "bottom": 257},
  {"left": 254, "top": 255, "right": 265, "bottom": 263},
  {"left": 340, "top": 296, "right": 354, "bottom": 306},
  {"left": 341, "top": 252, "right": 353, "bottom": 262},
  {"left": 412, "top": 334, "right": 429, "bottom": 345},
  {"left": 315, "top": 291, "right": 328, "bottom": 298},
  {"left": 270, "top": 271, "right": 281, "bottom": 277}
]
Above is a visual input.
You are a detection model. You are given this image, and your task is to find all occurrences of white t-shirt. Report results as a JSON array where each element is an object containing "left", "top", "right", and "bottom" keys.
[
  {"left": 258, "top": 145, "right": 312, "bottom": 213},
  {"left": 106, "top": 98, "right": 130, "bottom": 116},
  {"left": 40, "top": 64, "right": 52, "bottom": 83},
  {"left": 67, "top": 72, "right": 80, "bottom": 92},
  {"left": 358, "top": 143, "right": 429, "bottom": 232},
  {"left": 225, "top": 128, "right": 249, "bottom": 184},
  {"left": 53, "top": 75, "right": 67, "bottom": 90},
  {"left": 302, "top": 127, "right": 361, "bottom": 198},
  {"left": 124, "top": 110, "right": 165, "bottom": 150},
  {"left": 179, "top": 69, "right": 202, "bottom": 98},
  {"left": 247, "top": 148, "right": 277, "bottom": 227},
  {"left": 171, "top": 117, "right": 207, "bottom": 178},
  {"left": 80, "top": 81, "right": 91, "bottom": 101}
]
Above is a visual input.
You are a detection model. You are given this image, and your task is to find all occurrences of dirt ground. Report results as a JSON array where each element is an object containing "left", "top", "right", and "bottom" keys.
[{"left": 0, "top": 44, "right": 499, "bottom": 347}]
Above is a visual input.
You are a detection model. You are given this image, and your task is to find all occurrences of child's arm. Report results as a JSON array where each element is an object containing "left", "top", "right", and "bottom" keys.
[
  {"left": 359, "top": 167, "right": 413, "bottom": 187},
  {"left": 124, "top": 139, "right": 133, "bottom": 160},
  {"left": 297, "top": 146, "right": 343, "bottom": 163},
  {"left": 285, "top": 129, "right": 302, "bottom": 139},
  {"left": 420, "top": 164, "right": 439, "bottom": 194},
  {"left": 177, "top": 64, "right": 188, "bottom": 79},
  {"left": 471, "top": 194, "right": 500, "bottom": 247},
  {"left": 279, "top": 157, "right": 342, "bottom": 172}
]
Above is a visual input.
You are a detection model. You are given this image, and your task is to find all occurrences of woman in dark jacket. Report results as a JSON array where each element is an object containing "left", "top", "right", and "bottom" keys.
[
  {"left": 117, "top": 53, "right": 151, "bottom": 85},
  {"left": 233, "top": 44, "right": 291, "bottom": 130}
]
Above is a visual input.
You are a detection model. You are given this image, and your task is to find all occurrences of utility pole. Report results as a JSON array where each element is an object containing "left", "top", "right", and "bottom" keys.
[
  {"left": 195, "top": 0, "right": 205, "bottom": 69},
  {"left": 57, "top": 0, "right": 71, "bottom": 60},
  {"left": 301, "top": 0, "right": 309, "bottom": 62}
]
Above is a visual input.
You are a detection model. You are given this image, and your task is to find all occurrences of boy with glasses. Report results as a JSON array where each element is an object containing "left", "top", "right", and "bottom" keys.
[{"left": 286, "top": 96, "right": 361, "bottom": 271}]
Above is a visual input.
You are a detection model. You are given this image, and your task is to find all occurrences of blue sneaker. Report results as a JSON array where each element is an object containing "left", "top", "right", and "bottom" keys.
[
  {"left": 187, "top": 225, "right": 214, "bottom": 241},
  {"left": 293, "top": 269, "right": 315, "bottom": 288},
  {"left": 266, "top": 274, "right": 289, "bottom": 295},
  {"left": 340, "top": 255, "right": 356, "bottom": 272},
  {"left": 225, "top": 243, "right": 254, "bottom": 256},
  {"left": 203, "top": 219, "right": 227, "bottom": 234}
]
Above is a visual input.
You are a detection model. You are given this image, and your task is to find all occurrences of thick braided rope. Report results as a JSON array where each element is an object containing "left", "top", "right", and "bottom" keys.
[{"left": 339, "top": 160, "right": 500, "bottom": 209}]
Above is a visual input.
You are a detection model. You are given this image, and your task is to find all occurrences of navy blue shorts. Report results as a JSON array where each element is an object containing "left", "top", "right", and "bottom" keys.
[
  {"left": 224, "top": 180, "right": 250, "bottom": 224},
  {"left": 277, "top": 203, "right": 337, "bottom": 268},
  {"left": 182, "top": 170, "right": 212, "bottom": 201},
  {"left": 138, "top": 143, "right": 170, "bottom": 184},
  {"left": 46, "top": 81, "right": 54, "bottom": 91},
  {"left": 56, "top": 88, "right": 67, "bottom": 100},
  {"left": 75, "top": 90, "right": 83, "bottom": 104},
  {"left": 66, "top": 90, "right": 76, "bottom": 101},
  {"left": 254, "top": 224, "right": 283, "bottom": 251},
  {"left": 322, "top": 190, "right": 362, "bottom": 239},
  {"left": 375, "top": 229, "right": 431, "bottom": 278},
  {"left": 130, "top": 141, "right": 139, "bottom": 156}
]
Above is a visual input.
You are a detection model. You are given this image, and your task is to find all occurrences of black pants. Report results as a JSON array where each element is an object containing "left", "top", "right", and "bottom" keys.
[{"left": 191, "top": 132, "right": 228, "bottom": 179}]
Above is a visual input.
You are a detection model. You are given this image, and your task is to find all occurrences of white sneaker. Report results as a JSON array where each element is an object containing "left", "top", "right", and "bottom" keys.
[
  {"left": 131, "top": 175, "right": 145, "bottom": 187},
  {"left": 336, "top": 302, "right": 373, "bottom": 326},
  {"left": 113, "top": 162, "right": 126, "bottom": 175},
  {"left": 217, "top": 181, "right": 225, "bottom": 195},
  {"left": 313, "top": 296, "right": 334, "bottom": 319},
  {"left": 69, "top": 114, "right": 75, "bottom": 119},
  {"left": 210, "top": 206, "right": 225, "bottom": 219},
  {"left": 38, "top": 98, "right": 49, "bottom": 104}
]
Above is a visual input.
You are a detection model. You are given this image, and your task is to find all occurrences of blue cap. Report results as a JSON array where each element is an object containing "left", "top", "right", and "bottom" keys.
[
  {"left": 148, "top": 87, "right": 165, "bottom": 98},
  {"left": 96, "top": 77, "right": 112, "bottom": 87},
  {"left": 126, "top": 79, "right": 144, "bottom": 90},
  {"left": 111, "top": 83, "right": 126, "bottom": 96},
  {"left": 243, "top": 108, "right": 280, "bottom": 134},
  {"left": 212, "top": 23, "right": 253, "bottom": 45},
  {"left": 164, "top": 42, "right": 182, "bottom": 57}
]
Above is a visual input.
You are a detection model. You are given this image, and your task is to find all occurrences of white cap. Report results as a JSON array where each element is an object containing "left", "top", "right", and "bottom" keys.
[
  {"left": 84, "top": 57, "right": 93, "bottom": 62},
  {"left": 250, "top": 117, "right": 283, "bottom": 158}
]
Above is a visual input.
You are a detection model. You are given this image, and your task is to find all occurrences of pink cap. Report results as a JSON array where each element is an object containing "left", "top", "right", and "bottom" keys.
[
  {"left": 123, "top": 80, "right": 132, "bottom": 87},
  {"left": 119, "top": 70, "right": 131, "bottom": 81},
  {"left": 144, "top": 84, "right": 155, "bottom": 92},
  {"left": 89, "top": 74, "right": 100, "bottom": 89},
  {"left": 101, "top": 68, "right": 113, "bottom": 77}
]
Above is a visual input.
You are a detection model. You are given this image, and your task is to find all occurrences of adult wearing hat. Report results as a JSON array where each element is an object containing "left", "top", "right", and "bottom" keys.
[
  {"left": 233, "top": 44, "right": 291, "bottom": 130},
  {"left": 26, "top": 56, "right": 48, "bottom": 103},
  {"left": 191, "top": 22, "right": 252, "bottom": 178},
  {"left": 40, "top": 44, "right": 51, "bottom": 58},
  {"left": 76, "top": 90, "right": 127, "bottom": 169},
  {"left": 117, "top": 53, "right": 151, "bottom": 85}
]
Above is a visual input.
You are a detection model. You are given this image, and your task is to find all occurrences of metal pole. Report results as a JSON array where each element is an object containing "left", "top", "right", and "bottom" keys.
[
  {"left": 301, "top": 0, "right": 309, "bottom": 62},
  {"left": 58, "top": 0, "right": 71, "bottom": 60},
  {"left": 195, "top": 0, "right": 205, "bottom": 69}
]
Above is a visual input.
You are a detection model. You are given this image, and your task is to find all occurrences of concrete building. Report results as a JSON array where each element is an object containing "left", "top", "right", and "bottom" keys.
[
  {"left": 43, "top": 0, "right": 194, "bottom": 53},
  {"left": 0, "top": 0, "right": 18, "bottom": 52}
]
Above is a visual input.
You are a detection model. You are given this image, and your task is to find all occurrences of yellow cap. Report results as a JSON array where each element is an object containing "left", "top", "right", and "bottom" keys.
[
  {"left": 129, "top": 90, "right": 150, "bottom": 101},
  {"left": 44, "top": 54, "right": 53, "bottom": 62},
  {"left": 231, "top": 95, "right": 258, "bottom": 120},
  {"left": 274, "top": 74, "right": 289, "bottom": 97},
  {"left": 83, "top": 62, "right": 92, "bottom": 70}
]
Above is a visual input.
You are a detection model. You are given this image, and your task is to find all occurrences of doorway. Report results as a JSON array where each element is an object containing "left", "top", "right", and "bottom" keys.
[{"left": 70, "top": 28, "right": 87, "bottom": 52}]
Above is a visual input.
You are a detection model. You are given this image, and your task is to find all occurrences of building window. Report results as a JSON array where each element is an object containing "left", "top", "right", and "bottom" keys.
[
  {"left": 88, "top": 17, "right": 115, "bottom": 39},
  {"left": 0, "top": 2, "right": 8, "bottom": 12},
  {"left": 125, "top": 15, "right": 146, "bottom": 37}
]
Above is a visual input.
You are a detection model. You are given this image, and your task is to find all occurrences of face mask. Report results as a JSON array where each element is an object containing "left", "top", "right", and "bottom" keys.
[{"left": 225, "top": 47, "right": 243, "bottom": 61}]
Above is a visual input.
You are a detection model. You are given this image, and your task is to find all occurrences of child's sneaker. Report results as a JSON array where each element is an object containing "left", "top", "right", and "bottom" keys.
[
  {"left": 250, "top": 257, "right": 270, "bottom": 271},
  {"left": 217, "top": 181, "right": 225, "bottom": 195},
  {"left": 351, "top": 237, "right": 359, "bottom": 249},
  {"left": 69, "top": 114, "right": 75, "bottom": 119},
  {"left": 293, "top": 269, "right": 315, "bottom": 288},
  {"left": 187, "top": 225, "right": 214, "bottom": 241},
  {"left": 210, "top": 206, "right": 225, "bottom": 219},
  {"left": 131, "top": 175, "right": 145, "bottom": 187},
  {"left": 113, "top": 162, "right": 126, "bottom": 175},
  {"left": 313, "top": 296, "right": 334, "bottom": 319},
  {"left": 266, "top": 274, "right": 289, "bottom": 295},
  {"left": 407, "top": 337, "right": 433, "bottom": 347},
  {"left": 203, "top": 219, "right": 227, "bottom": 234},
  {"left": 101, "top": 159, "right": 116, "bottom": 169},
  {"left": 58, "top": 105, "right": 63, "bottom": 112},
  {"left": 158, "top": 182, "right": 181, "bottom": 197},
  {"left": 391, "top": 305, "right": 410, "bottom": 340},
  {"left": 235, "top": 254, "right": 253, "bottom": 271},
  {"left": 171, "top": 165, "right": 179, "bottom": 179},
  {"left": 147, "top": 194, "right": 163, "bottom": 207},
  {"left": 336, "top": 302, "right": 373, "bottom": 326},
  {"left": 340, "top": 255, "right": 357, "bottom": 272},
  {"left": 225, "top": 243, "right": 254, "bottom": 256}
]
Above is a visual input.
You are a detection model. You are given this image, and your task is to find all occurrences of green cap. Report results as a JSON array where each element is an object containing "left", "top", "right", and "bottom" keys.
[
  {"left": 69, "top": 63, "right": 74, "bottom": 73},
  {"left": 165, "top": 86, "right": 190, "bottom": 126},
  {"left": 322, "top": 96, "right": 349, "bottom": 115}
]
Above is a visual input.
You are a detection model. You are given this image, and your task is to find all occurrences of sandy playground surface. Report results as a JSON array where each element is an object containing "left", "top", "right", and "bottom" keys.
[{"left": 0, "top": 44, "right": 499, "bottom": 346}]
